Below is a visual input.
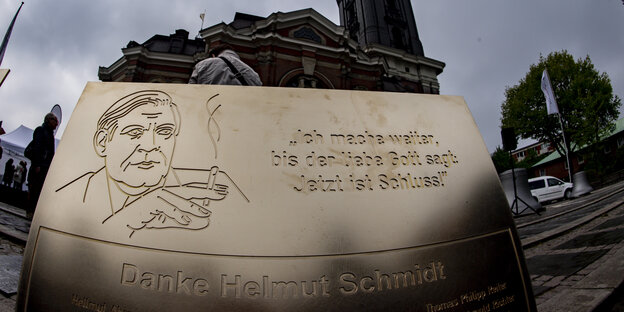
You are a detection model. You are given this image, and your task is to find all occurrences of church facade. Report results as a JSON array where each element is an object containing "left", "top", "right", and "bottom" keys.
[{"left": 99, "top": 1, "right": 444, "bottom": 93}]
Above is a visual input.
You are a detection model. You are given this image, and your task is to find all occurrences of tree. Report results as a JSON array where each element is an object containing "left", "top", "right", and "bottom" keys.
[
  {"left": 491, "top": 146, "right": 547, "bottom": 174},
  {"left": 501, "top": 51, "right": 621, "bottom": 176},
  {"left": 491, "top": 146, "right": 512, "bottom": 173}
]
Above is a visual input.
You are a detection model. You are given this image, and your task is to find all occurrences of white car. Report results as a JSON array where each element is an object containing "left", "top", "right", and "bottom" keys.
[{"left": 528, "top": 176, "right": 573, "bottom": 203}]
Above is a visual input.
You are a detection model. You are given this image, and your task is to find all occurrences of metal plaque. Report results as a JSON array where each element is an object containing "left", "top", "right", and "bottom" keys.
[{"left": 17, "top": 83, "right": 536, "bottom": 311}]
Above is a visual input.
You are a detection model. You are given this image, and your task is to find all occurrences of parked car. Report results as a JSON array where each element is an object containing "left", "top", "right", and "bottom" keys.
[{"left": 528, "top": 176, "right": 573, "bottom": 203}]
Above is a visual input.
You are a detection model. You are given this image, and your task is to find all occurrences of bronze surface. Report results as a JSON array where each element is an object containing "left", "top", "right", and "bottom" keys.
[{"left": 17, "top": 83, "right": 535, "bottom": 311}]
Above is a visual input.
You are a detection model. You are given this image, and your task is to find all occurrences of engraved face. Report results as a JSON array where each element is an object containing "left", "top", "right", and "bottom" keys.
[{"left": 102, "top": 103, "right": 177, "bottom": 193}]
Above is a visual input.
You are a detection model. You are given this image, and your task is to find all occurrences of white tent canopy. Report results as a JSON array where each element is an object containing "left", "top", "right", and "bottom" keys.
[
  {"left": 1, "top": 125, "right": 60, "bottom": 189},
  {"left": 1, "top": 125, "right": 60, "bottom": 154},
  {"left": 2, "top": 125, "right": 34, "bottom": 154}
]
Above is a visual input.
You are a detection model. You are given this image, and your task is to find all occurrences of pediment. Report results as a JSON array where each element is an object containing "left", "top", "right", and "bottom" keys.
[{"left": 256, "top": 9, "right": 346, "bottom": 47}]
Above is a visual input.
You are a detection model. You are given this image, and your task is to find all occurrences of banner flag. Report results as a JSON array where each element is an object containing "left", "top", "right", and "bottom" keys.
[
  {"left": 0, "top": 2, "right": 24, "bottom": 67},
  {"left": 541, "top": 69, "right": 559, "bottom": 115}
]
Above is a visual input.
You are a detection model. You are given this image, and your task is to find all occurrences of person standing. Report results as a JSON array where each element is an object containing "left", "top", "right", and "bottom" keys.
[
  {"left": 188, "top": 44, "right": 262, "bottom": 86},
  {"left": 2, "top": 158, "right": 14, "bottom": 186},
  {"left": 0, "top": 121, "right": 5, "bottom": 160},
  {"left": 13, "top": 160, "right": 26, "bottom": 190},
  {"left": 27, "top": 113, "right": 58, "bottom": 217}
]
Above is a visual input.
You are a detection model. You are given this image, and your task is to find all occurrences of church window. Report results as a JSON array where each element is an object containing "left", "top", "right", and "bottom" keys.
[
  {"left": 346, "top": 1, "right": 359, "bottom": 41},
  {"left": 392, "top": 27, "right": 406, "bottom": 50},
  {"left": 385, "top": 0, "right": 403, "bottom": 21},
  {"left": 386, "top": 0, "right": 399, "bottom": 12},
  {"left": 293, "top": 27, "right": 322, "bottom": 44},
  {"left": 286, "top": 75, "right": 328, "bottom": 89}
]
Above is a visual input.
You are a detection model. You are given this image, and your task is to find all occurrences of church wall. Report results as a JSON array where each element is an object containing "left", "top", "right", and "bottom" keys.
[{"left": 99, "top": 7, "right": 443, "bottom": 93}]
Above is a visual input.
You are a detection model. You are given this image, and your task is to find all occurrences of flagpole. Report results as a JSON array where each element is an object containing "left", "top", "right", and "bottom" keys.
[
  {"left": 556, "top": 113, "right": 573, "bottom": 182},
  {"left": 0, "top": 2, "right": 24, "bottom": 67},
  {"left": 542, "top": 68, "right": 573, "bottom": 182}
]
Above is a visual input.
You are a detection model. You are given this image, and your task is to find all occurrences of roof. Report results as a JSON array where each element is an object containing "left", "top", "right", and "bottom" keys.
[
  {"left": 229, "top": 12, "right": 265, "bottom": 30},
  {"left": 532, "top": 117, "right": 624, "bottom": 167},
  {"left": 511, "top": 140, "right": 543, "bottom": 154},
  {"left": 532, "top": 150, "right": 564, "bottom": 167},
  {"left": 611, "top": 117, "right": 624, "bottom": 136},
  {"left": 129, "top": 29, "right": 205, "bottom": 56}
]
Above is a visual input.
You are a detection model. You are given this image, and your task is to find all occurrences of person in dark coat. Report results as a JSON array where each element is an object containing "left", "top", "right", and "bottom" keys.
[
  {"left": 0, "top": 121, "right": 5, "bottom": 160},
  {"left": 27, "top": 113, "right": 58, "bottom": 216},
  {"left": 2, "top": 158, "right": 14, "bottom": 186}
]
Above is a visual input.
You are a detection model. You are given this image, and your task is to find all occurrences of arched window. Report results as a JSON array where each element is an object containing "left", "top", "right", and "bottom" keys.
[{"left": 285, "top": 75, "right": 328, "bottom": 89}]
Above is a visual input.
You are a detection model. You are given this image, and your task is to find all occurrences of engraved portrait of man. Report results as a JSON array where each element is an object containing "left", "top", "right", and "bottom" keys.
[
  {"left": 57, "top": 90, "right": 245, "bottom": 237},
  {"left": 94, "top": 90, "right": 179, "bottom": 196}
]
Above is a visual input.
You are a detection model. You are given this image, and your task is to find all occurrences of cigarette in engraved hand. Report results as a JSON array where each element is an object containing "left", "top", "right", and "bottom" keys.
[
  {"left": 206, "top": 166, "right": 219, "bottom": 190},
  {"left": 203, "top": 166, "right": 219, "bottom": 206}
]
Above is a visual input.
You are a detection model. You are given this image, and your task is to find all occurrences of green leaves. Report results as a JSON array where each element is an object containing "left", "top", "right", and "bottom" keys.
[{"left": 501, "top": 50, "right": 621, "bottom": 173}]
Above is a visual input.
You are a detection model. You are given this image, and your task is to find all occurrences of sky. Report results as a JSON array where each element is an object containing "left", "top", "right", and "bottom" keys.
[{"left": 0, "top": 0, "right": 623, "bottom": 153}]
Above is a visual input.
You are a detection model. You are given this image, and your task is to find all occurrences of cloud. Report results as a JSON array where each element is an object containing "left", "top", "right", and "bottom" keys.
[
  {"left": 413, "top": 0, "right": 624, "bottom": 151},
  {"left": 0, "top": 0, "right": 622, "bottom": 153}
]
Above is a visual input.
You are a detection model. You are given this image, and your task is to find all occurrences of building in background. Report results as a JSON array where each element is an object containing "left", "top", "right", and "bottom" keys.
[
  {"left": 511, "top": 141, "right": 554, "bottom": 162},
  {"left": 530, "top": 118, "right": 624, "bottom": 184},
  {"left": 98, "top": 29, "right": 204, "bottom": 83},
  {"left": 99, "top": 2, "right": 444, "bottom": 93}
]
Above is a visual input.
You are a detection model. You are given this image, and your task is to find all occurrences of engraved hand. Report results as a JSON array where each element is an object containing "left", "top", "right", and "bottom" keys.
[
  {"left": 126, "top": 189, "right": 211, "bottom": 234},
  {"left": 163, "top": 183, "right": 228, "bottom": 201},
  {"left": 129, "top": 207, "right": 210, "bottom": 232},
  {"left": 157, "top": 188, "right": 213, "bottom": 217}
]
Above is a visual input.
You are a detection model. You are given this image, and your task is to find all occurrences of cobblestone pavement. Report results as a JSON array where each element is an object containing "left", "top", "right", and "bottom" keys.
[
  {"left": 0, "top": 201, "right": 27, "bottom": 312},
  {"left": 516, "top": 181, "right": 624, "bottom": 311},
  {"left": 0, "top": 236, "right": 23, "bottom": 311},
  {"left": 525, "top": 205, "right": 624, "bottom": 311}
]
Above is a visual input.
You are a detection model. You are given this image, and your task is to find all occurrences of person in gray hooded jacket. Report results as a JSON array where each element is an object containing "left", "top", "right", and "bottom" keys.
[{"left": 189, "top": 44, "right": 262, "bottom": 86}]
